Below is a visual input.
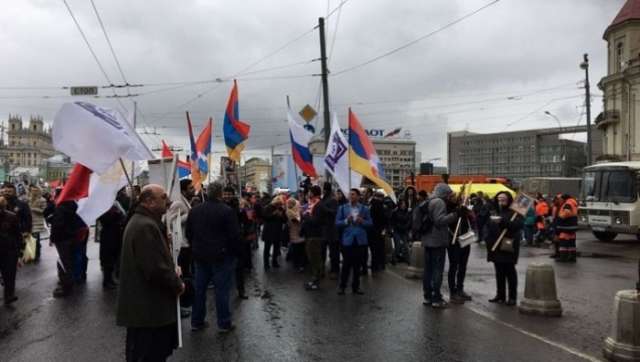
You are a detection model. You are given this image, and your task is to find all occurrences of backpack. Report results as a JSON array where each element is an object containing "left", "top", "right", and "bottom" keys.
[{"left": 416, "top": 199, "right": 434, "bottom": 236}]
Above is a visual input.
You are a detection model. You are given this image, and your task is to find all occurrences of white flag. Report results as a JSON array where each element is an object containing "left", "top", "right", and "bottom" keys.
[
  {"left": 76, "top": 161, "right": 139, "bottom": 226},
  {"left": 324, "top": 113, "right": 362, "bottom": 196},
  {"left": 53, "top": 102, "right": 153, "bottom": 174}
]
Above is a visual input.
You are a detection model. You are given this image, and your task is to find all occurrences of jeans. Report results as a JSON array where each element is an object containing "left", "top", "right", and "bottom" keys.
[
  {"left": 423, "top": 247, "right": 446, "bottom": 303},
  {"left": 340, "top": 245, "right": 365, "bottom": 291},
  {"left": 494, "top": 262, "right": 517, "bottom": 300},
  {"left": 0, "top": 248, "right": 18, "bottom": 299},
  {"left": 322, "top": 239, "right": 341, "bottom": 274},
  {"left": 523, "top": 225, "right": 535, "bottom": 244},
  {"left": 192, "top": 257, "right": 235, "bottom": 329},
  {"left": 393, "top": 230, "right": 409, "bottom": 261},
  {"left": 33, "top": 232, "right": 42, "bottom": 261},
  {"left": 263, "top": 239, "right": 280, "bottom": 267},
  {"left": 291, "top": 242, "right": 306, "bottom": 269},
  {"left": 72, "top": 241, "right": 88, "bottom": 282},
  {"left": 447, "top": 244, "right": 470, "bottom": 294}
]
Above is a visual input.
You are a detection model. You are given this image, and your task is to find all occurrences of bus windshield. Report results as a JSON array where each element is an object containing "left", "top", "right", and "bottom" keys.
[{"left": 583, "top": 169, "right": 636, "bottom": 203}]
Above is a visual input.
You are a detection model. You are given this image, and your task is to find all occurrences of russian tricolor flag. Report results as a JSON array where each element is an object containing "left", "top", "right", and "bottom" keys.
[{"left": 287, "top": 109, "right": 317, "bottom": 178}]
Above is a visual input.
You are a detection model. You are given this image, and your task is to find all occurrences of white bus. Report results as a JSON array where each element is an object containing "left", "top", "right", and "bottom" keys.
[{"left": 581, "top": 161, "right": 640, "bottom": 242}]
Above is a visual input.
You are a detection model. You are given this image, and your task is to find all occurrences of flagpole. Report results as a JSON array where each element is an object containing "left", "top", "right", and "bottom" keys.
[
  {"left": 286, "top": 96, "right": 300, "bottom": 190},
  {"left": 207, "top": 117, "right": 213, "bottom": 185},
  {"left": 131, "top": 101, "right": 137, "bottom": 186},
  {"left": 348, "top": 108, "right": 352, "bottom": 192}
]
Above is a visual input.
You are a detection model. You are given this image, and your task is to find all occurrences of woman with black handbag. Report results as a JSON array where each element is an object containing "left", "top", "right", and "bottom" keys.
[{"left": 485, "top": 191, "right": 523, "bottom": 306}]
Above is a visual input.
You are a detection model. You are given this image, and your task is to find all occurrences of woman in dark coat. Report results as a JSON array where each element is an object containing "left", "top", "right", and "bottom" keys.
[
  {"left": 485, "top": 191, "right": 523, "bottom": 306},
  {"left": 97, "top": 202, "right": 126, "bottom": 289},
  {"left": 261, "top": 197, "right": 287, "bottom": 270}
]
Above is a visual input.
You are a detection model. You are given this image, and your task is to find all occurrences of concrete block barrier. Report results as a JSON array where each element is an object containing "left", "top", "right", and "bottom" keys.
[{"left": 518, "top": 263, "right": 563, "bottom": 317}]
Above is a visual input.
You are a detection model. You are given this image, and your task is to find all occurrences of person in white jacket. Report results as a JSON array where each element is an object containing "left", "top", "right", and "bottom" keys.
[{"left": 166, "top": 179, "right": 195, "bottom": 318}]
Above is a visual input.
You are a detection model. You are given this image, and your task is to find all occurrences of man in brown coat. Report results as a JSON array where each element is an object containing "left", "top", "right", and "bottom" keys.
[{"left": 116, "top": 184, "right": 184, "bottom": 362}]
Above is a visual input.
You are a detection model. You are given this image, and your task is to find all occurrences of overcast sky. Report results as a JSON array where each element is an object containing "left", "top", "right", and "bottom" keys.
[{"left": 0, "top": 0, "right": 627, "bottom": 168}]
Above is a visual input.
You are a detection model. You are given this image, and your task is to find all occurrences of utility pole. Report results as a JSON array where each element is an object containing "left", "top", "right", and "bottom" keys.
[
  {"left": 318, "top": 17, "right": 331, "bottom": 181},
  {"left": 581, "top": 54, "right": 593, "bottom": 165}
]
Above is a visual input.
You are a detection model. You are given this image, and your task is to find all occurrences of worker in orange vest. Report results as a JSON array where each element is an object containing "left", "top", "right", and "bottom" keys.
[
  {"left": 554, "top": 194, "right": 578, "bottom": 262},
  {"left": 534, "top": 194, "right": 549, "bottom": 246}
]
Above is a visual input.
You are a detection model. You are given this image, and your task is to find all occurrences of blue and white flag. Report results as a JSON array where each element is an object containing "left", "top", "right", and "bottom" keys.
[{"left": 324, "top": 113, "right": 362, "bottom": 195}]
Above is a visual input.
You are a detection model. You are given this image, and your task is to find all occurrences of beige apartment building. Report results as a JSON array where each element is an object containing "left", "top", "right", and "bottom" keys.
[
  {"left": 309, "top": 135, "right": 416, "bottom": 190},
  {"left": 0, "top": 115, "right": 55, "bottom": 169},
  {"left": 598, "top": 0, "right": 640, "bottom": 160},
  {"left": 239, "top": 157, "right": 271, "bottom": 192}
]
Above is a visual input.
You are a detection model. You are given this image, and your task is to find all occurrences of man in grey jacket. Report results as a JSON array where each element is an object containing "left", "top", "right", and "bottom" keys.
[{"left": 414, "top": 183, "right": 457, "bottom": 308}]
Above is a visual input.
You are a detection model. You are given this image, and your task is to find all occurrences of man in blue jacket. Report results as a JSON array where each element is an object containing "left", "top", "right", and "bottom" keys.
[{"left": 336, "top": 188, "right": 372, "bottom": 295}]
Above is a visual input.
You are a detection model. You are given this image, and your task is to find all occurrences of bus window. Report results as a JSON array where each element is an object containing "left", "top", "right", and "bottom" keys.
[
  {"left": 603, "top": 171, "right": 636, "bottom": 203},
  {"left": 582, "top": 171, "right": 596, "bottom": 201}
]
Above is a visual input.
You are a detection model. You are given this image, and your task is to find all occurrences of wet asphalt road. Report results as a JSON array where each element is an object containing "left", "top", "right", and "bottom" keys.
[{"left": 1, "top": 230, "right": 638, "bottom": 362}]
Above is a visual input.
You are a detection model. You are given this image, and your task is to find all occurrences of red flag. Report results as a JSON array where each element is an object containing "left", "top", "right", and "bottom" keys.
[
  {"left": 161, "top": 140, "right": 174, "bottom": 158},
  {"left": 56, "top": 164, "right": 92, "bottom": 205}
]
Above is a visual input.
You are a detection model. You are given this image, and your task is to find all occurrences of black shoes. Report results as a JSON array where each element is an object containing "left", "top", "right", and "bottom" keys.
[
  {"left": 352, "top": 289, "right": 364, "bottom": 295},
  {"left": 458, "top": 291, "right": 473, "bottom": 301},
  {"left": 4, "top": 295, "right": 17, "bottom": 306},
  {"left": 337, "top": 288, "right": 345, "bottom": 295},
  {"left": 191, "top": 321, "right": 210, "bottom": 332},
  {"left": 505, "top": 299, "right": 517, "bottom": 306},
  {"left": 489, "top": 296, "right": 505, "bottom": 304},
  {"left": 52, "top": 287, "right": 72, "bottom": 299}
]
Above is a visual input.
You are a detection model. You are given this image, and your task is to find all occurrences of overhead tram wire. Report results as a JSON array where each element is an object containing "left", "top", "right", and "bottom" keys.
[
  {"left": 152, "top": 24, "right": 321, "bottom": 125},
  {"left": 62, "top": 0, "right": 131, "bottom": 115},
  {"left": 90, "top": 0, "right": 130, "bottom": 94},
  {"left": 62, "top": 0, "right": 114, "bottom": 87},
  {"left": 332, "top": 0, "right": 501, "bottom": 76},
  {"left": 88, "top": 0, "right": 164, "bottom": 142}
]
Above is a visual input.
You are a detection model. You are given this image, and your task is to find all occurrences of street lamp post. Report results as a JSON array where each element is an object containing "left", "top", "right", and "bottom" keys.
[
  {"left": 544, "top": 111, "right": 563, "bottom": 129},
  {"left": 580, "top": 54, "right": 593, "bottom": 166}
]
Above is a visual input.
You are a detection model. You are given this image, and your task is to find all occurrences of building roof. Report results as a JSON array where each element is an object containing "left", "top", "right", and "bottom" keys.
[{"left": 605, "top": 0, "right": 640, "bottom": 37}]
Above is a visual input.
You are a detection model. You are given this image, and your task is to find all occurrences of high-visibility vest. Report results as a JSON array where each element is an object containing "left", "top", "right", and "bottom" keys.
[{"left": 556, "top": 198, "right": 578, "bottom": 240}]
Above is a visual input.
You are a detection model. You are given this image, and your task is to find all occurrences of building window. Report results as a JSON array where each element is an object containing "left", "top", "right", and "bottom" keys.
[{"left": 616, "top": 39, "right": 625, "bottom": 72}]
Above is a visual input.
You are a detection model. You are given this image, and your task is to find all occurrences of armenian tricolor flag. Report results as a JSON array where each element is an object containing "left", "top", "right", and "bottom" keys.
[
  {"left": 195, "top": 118, "right": 212, "bottom": 177},
  {"left": 348, "top": 108, "right": 395, "bottom": 201},
  {"left": 223, "top": 80, "right": 250, "bottom": 162},
  {"left": 161, "top": 140, "right": 191, "bottom": 179},
  {"left": 186, "top": 112, "right": 202, "bottom": 191}
]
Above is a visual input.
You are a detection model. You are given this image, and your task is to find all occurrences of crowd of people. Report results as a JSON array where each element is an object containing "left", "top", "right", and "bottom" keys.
[{"left": 0, "top": 177, "right": 581, "bottom": 361}]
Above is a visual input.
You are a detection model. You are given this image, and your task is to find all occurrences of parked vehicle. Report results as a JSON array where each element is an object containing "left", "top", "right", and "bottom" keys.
[{"left": 580, "top": 161, "right": 640, "bottom": 242}]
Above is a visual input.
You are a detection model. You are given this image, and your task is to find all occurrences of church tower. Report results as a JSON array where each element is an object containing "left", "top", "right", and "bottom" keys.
[{"left": 598, "top": 0, "right": 640, "bottom": 160}]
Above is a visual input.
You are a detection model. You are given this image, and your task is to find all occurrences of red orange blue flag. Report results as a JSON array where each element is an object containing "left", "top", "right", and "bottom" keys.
[
  {"left": 195, "top": 118, "right": 212, "bottom": 175},
  {"left": 186, "top": 112, "right": 202, "bottom": 191},
  {"left": 223, "top": 80, "right": 250, "bottom": 162},
  {"left": 348, "top": 108, "right": 395, "bottom": 201}
]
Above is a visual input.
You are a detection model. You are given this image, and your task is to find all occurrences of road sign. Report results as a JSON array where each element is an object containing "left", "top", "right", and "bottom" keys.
[
  {"left": 299, "top": 104, "right": 317, "bottom": 123},
  {"left": 70, "top": 86, "right": 98, "bottom": 96}
]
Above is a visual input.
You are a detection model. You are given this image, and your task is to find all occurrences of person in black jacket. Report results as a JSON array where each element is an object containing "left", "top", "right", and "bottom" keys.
[
  {"left": 223, "top": 186, "right": 249, "bottom": 300},
  {"left": 302, "top": 185, "right": 324, "bottom": 290},
  {"left": 261, "top": 197, "right": 287, "bottom": 270},
  {"left": 318, "top": 182, "right": 339, "bottom": 279},
  {"left": 0, "top": 196, "right": 24, "bottom": 306},
  {"left": 2, "top": 183, "right": 32, "bottom": 237},
  {"left": 485, "top": 191, "right": 523, "bottom": 306},
  {"left": 368, "top": 192, "right": 388, "bottom": 272},
  {"left": 186, "top": 182, "right": 240, "bottom": 332},
  {"left": 50, "top": 200, "right": 86, "bottom": 298},
  {"left": 446, "top": 197, "right": 473, "bottom": 304},
  {"left": 97, "top": 202, "right": 126, "bottom": 289},
  {"left": 391, "top": 199, "right": 411, "bottom": 264}
]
